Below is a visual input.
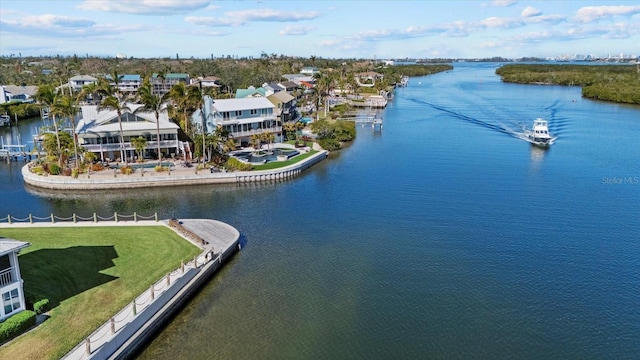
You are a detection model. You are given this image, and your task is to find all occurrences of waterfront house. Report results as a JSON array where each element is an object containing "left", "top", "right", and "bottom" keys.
[
  {"left": 0, "top": 239, "right": 30, "bottom": 322},
  {"left": 277, "top": 81, "right": 299, "bottom": 93},
  {"left": 0, "top": 85, "right": 37, "bottom": 104},
  {"left": 76, "top": 103, "right": 183, "bottom": 162},
  {"left": 355, "top": 71, "right": 384, "bottom": 87},
  {"left": 151, "top": 73, "right": 190, "bottom": 96},
  {"left": 267, "top": 91, "right": 298, "bottom": 123},
  {"left": 69, "top": 75, "right": 98, "bottom": 91},
  {"left": 263, "top": 82, "right": 285, "bottom": 96},
  {"left": 193, "top": 96, "right": 278, "bottom": 147}
]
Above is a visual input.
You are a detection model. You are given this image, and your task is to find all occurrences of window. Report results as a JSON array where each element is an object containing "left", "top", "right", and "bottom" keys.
[
  {"left": 250, "top": 109, "right": 258, "bottom": 115},
  {"left": 2, "top": 289, "right": 20, "bottom": 316},
  {"left": 235, "top": 110, "right": 242, "bottom": 117}
]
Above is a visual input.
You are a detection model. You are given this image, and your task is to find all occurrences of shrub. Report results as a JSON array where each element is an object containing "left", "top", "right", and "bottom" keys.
[
  {"left": 62, "top": 168, "right": 72, "bottom": 176},
  {"left": 33, "top": 299, "right": 50, "bottom": 315},
  {"left": 0, "top": 310, "right": 37, "bottom": 344},
  {"left": 71, "top": 169, "right": 79, "bottom": 178},
  {"left": 318, "top": 138, "right": 342, "bottom": 151},
  {"left": 48, "top": 163, "right": 61, "bottom": 175},
  {"left": 224, "top": 157, "right": 252, "bottom": 171},
  {"left": 30, "top": 165, "right": 44, "bottom": 175},
  {"left": 120, "top": 165, "right": 134, "bottom": 175},
  {"left": 91, "top": 163, "right": 104, "bottom": 171}
]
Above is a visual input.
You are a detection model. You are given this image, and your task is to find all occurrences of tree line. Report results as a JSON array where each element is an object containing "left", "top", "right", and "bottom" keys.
[{"left": 496, "top": 64, "right": 640, "bottom": 105}]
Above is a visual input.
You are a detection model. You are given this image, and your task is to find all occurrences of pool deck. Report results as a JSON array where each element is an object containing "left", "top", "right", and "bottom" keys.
[{"left": 22, "top": 144, "right": 328, "bottom": 190}]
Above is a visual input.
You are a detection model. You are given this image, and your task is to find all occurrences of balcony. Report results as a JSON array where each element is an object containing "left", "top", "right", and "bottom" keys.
[
  {"left": 81, "top": 140, "right": 179, "bottom": 153},
  {"left": 229, "top": 126, "right": 282, "bottom": 138},
  {"left": 0, "top": 267, "right": 17, "bottom": 288}
]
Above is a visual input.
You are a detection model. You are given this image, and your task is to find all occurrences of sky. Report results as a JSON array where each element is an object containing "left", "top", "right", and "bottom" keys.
[{"left": 0, "top": 0, "right": 639, "bottom": 59}]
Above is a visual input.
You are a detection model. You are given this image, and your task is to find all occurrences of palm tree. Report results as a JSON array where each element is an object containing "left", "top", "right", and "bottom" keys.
[
  {"left": 167, "top": 82, "right": 191, "bottom": 135},
  {"left": 135, "top": 83, "right": 170, "bottom": 167},
  {"left": 78, "top": 82, "right": 100, "bottom": 105},
  {"left": 97, "top": 71, "right": 130, "bottom": 164},
  {"left": 35, "top": 84, "right": 61, "bottom": 162},
  {"left": 51, "top": 94, "right": 79, "bottom": 172}
]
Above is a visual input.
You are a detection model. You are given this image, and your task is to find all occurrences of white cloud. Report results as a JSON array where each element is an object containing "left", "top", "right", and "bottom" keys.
[
  {"left": 186, "top": 9, "right": 321, "bottom": 27},
  {"left": 0, "top": 14, "right": 146, "bottom": 39},
  {"left": 575, "top": 5, "right": 640, "bottom": 23},
  {"left": 78, "top": 0, "right": 210, "bottom": 15},
  {"left": 521, "top": 6, "right": 541, "bottom": 18},
  {"left": 489, "top": 0, "right": 517, "bottom": 7},
  {"left": 480, "top": 16, "right": 524, "bottom": 29},
  {"left": 279, "top": 25, "right": 315, "bottom": 36}
]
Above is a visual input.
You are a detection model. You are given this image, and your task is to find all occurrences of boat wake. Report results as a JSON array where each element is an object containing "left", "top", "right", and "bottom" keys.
[{"left": 413, "top": 98, "right": 559, "bottom": 146}]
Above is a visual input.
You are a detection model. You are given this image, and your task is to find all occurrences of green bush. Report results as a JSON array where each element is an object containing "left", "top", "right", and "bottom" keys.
[
  {"left": 49, "top": 163, "right": 61, "bottom": 175},
  {"left": 0, "top": 310, "right": 37, "bottom": 343},
  {"left": 224, "top": 157, "right": 252, "bottom": 171},
  {"left": 318, "top": 138, "right": 342, "bottom": 151},
  {"left": 34, "top": 299, "right": 50, "bottom": 314}
]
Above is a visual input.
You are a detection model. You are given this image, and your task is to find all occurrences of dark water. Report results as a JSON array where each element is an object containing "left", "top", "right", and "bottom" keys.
[{"left": 1, "top": 63, "right": 639, "bottom": 359}]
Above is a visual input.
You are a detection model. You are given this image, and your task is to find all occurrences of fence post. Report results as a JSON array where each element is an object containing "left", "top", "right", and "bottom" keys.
[
  {"left": 132, "top": 301, "right": 137, "bottom": 316},
  {"left": 94, "top": 212, "right": 97, "bottom": 223},
  {"left": 114, "top": 212, "right": 118, "bottom": 222},
  {"left": 7, "top": 215, "right": 11, "bottom": 224},
  {"left": 181, "top": 261, "right": 184, "bottom": 274},
  {"left": 166, "top": 273, "right": 170, "bottom": 287},
  {"left": 29, "top": 214, "right": 33, "bottom": 224},
  {"left": 73, "top": 213, "right": 77, "bottom": 223},
  {"left": 85, "top": 338, "right": 91, "bottom": 355},
  {"left": 51, "top": 213, "right": 55, "bottom": 223},
  {"left": 194, "top": 255, "right": 198, "bottom": 268},
  {"left": 150, "top": 285, "right": 155, "bottom": 300},
  {"left": 134, "top": 212, "right": 137, "bottom": 222},
  {"left": 155, "top": 212, "right": 158, "bottom": 222},
  {"left": 110, "top": 318, "right": 115, "bottom": 335}
]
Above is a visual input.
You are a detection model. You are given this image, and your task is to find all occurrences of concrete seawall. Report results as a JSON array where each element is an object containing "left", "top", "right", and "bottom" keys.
[{"left": 22, "top": 150, "right": 328, "bottom": 190}]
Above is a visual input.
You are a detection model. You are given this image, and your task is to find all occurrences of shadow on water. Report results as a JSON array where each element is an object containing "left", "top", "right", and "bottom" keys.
[{"left": 18, "top": 245, "right": 119, "bottom": 309}]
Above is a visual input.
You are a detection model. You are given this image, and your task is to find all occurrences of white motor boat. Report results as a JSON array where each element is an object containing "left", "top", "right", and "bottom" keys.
[{"left": 527, "top": 118, "right": 554, "bottom": 146}]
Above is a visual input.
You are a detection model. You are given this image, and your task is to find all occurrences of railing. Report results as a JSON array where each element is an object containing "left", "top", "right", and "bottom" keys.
[
  {"left": 0, "top": 267, "right": 16, "bottom": 288},
  {"left": 80, "top": 140, "right": 179, "bottom": 153},
  {"left": 1, "top": 212, "right": 159, "bottom": 224},
  {"left": 229, "top": 126, "right": 282, "bottom": 138}
]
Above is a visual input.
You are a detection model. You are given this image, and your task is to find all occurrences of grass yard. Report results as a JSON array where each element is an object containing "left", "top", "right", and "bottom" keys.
[
  {"left": 0, "top": 226, "right": 201, "bottom": 359},
  {"left": 251, "top": 150, "right": 319, "bottom": 171}
]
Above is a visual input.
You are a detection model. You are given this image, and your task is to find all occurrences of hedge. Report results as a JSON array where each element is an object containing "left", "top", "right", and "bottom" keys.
[{"left": 0, "top": 310, "right": 37, "bottom": 344}]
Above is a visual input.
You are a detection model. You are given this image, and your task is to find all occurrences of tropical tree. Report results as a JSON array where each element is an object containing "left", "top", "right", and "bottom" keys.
[
  {"left": 97, "top": 71, "right": 131, "bottom": 164},
  {"left": 250, "top": 133, "right": 261, "bottom": 150},
  {"left": 135, "top": 82, "right": 170, "bottom": 167},
  {"left": 167, "top": 82, "right": 190, "bottom": 134},
  {"left": 130, "top": 136, "right": 147, "bottom": 162},
  {"left": 50, "top": 94, "right": 79, "bottom": 171},
  {"left": 35, "top": 84, "right": 61, "bottom": 160}
]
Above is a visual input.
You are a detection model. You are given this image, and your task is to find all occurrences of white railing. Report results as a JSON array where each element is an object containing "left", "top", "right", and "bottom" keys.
[
  {"left": 0, "top": 267, "right": 16, "bottom": 288},
  {"left": 81, "top": 140, "right": 179, "bottom": 153},
  {"left": 230, "top": 126, "right": 282, "bottom": 138}
]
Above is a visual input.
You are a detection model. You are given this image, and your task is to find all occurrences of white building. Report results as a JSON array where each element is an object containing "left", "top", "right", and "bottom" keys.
[
  {"left": 193, "top": 96, "right": 279, "bottom": 147},
  {"left": 0, "top": 239, "right": 30, "bottom": 321},
  {"left": 76, "top": 103, "right": 183, "bottom": 162}
]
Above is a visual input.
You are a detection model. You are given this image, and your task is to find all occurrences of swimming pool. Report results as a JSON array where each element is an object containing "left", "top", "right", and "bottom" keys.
[{"left": 231, "top": 148, "right": 300, "bottom": 163}]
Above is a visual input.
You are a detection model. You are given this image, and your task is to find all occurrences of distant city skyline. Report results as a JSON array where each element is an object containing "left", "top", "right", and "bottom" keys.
[{"left": 0, "top": 0, "right": 639, "bottom": 59}]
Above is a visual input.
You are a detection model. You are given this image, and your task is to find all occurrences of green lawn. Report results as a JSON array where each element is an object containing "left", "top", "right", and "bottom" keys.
[
  {"left": 0, "top": 226, "right": 201, "bottom": 360},
  {"left": 251, "top": 150, "right": 319, "bottom": 171}
]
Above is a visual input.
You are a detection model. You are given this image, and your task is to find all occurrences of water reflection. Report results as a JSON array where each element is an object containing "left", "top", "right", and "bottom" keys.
[{"left": 529, "top": 144, "right": 549, "bottom": 164}]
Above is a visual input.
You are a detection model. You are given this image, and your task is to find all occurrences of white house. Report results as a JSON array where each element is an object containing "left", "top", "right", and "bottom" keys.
[
  {"left": 69, "top": 75, "right": 98, "bottom": 91},
  {"left": 0, "top": 85, "right": 37, "bottom": 104},
  {"left": 76, "top": 103, "right": 183, "bottom": 162},
  {"left": 193, "top": 96, "right": 278, "bottom": 147},
  {"left": 0, "top": 239, "right": 30, "bottom": 321}
]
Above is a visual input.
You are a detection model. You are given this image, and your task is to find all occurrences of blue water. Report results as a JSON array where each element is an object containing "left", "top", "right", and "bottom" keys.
[{"left": 1, "top": 63, "right": 639, "bottom": 359}]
